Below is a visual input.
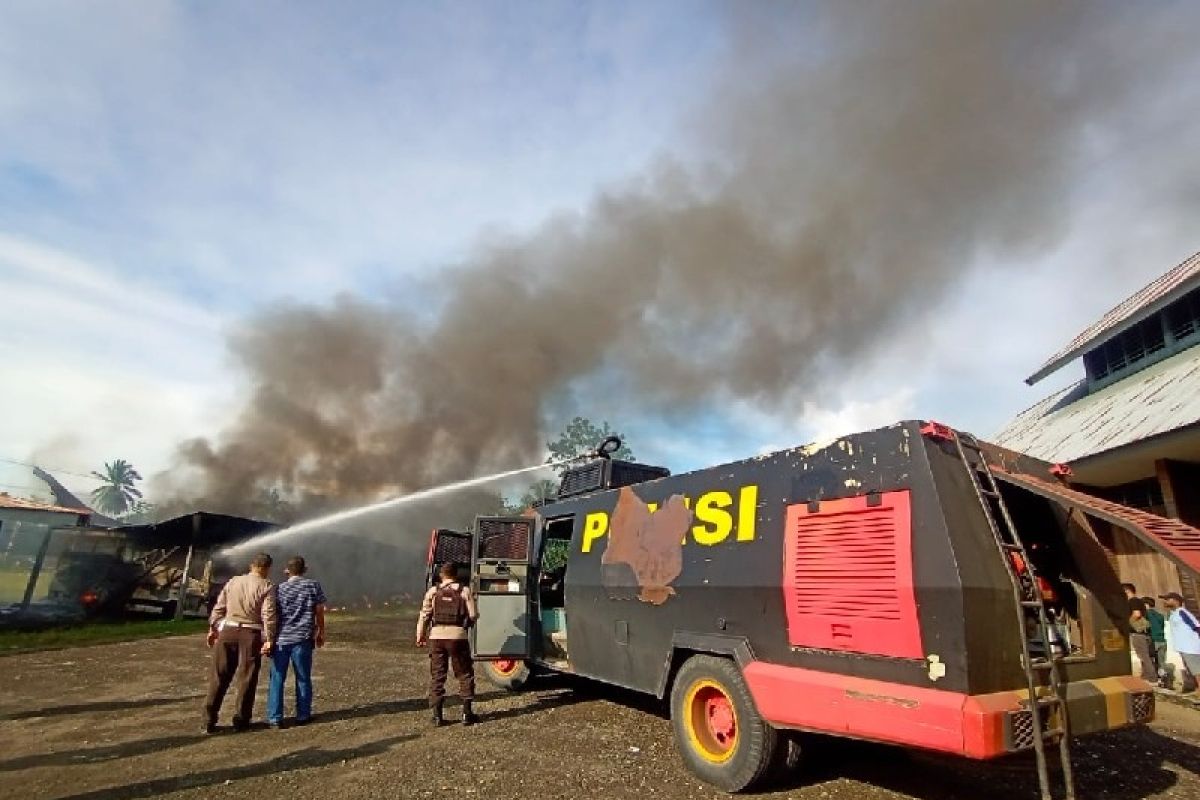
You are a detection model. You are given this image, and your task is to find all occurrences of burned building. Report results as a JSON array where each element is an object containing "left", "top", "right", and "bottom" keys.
[{"left": 1, "top": 511, "right": 276, "bottom": 624}]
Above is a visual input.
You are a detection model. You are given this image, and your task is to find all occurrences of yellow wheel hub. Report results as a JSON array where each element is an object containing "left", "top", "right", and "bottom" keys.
[{"left": 683, "top": 678, "right": 739, "bottom": 763}]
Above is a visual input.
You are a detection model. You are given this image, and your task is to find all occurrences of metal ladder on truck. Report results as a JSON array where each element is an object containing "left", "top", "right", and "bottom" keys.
[{"left": 951, "top": 430, "right": 1076, "bottom": 800}]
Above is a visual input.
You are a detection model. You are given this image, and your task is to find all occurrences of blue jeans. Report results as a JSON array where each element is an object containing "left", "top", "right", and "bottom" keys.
[{"left": 267, "top": 640, "right": 314, "bottom": 723}]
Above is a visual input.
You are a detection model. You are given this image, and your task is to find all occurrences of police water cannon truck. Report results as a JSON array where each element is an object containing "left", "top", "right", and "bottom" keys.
[{"left": 426, "top": 421, "right": 1200, "bottom": 798}]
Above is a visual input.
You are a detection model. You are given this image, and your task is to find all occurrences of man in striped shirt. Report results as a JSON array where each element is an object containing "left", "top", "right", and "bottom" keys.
[{"left": 267, "top": 556, "right": 327, "bottom": 727}]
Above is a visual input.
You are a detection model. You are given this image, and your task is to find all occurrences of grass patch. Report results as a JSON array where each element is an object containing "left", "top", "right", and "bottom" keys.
[
  {"left": 0, "top": 618, "right": 208, "bottom": 656},
  {"left": 0, "top": 569, "right": 37, "bottom": 603},
  {"left": 328, "top": 604, "right": 417, "bottom": 623}
]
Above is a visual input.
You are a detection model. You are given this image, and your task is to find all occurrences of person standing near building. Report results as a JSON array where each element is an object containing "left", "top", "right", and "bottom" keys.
[
  {"left": 267, "top": 556, "right": 327, "bottom": 728},
  {"left": 204, "top": 553, "right": 278, "bottom": 733},
  {"left": 1122, "top": 583, "right": 1157, "bottom": 682},
  {"left": 1160, "top": 592, "right": 1200, "bottom": 693},
  {"left": 416, "top": 562, "right": 479, "bottom": 726},
  {"left": 1143, "top": 596, "right": 1168, "bottom": 685}
]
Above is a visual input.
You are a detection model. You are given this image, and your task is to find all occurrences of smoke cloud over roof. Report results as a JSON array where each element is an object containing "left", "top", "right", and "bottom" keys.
[{"left": 168, "top": 2, "right": 1193, "bottom": 520}]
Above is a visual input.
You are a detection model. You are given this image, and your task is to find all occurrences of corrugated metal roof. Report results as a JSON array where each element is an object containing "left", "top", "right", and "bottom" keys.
[
  {"left": 0, "top": 494, "right": 89, "bottom": 515},
  {"left": 996, "top": 345, "right": 1200, "bottom": 462},
  {"left": 1026, "top": 250, "right": 1200, "bottom": 385}
]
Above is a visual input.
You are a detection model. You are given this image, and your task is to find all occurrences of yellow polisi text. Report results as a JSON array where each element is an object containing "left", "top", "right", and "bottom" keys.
[{"left": 580, "top": 485, "right": 759, "bottom": 553}]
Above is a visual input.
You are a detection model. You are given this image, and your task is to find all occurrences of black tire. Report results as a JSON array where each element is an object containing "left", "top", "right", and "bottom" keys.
[
  {"left": 670, "top": 655, "right": 779, "bottom": 793},
  {"left": 768, "top": 731, "right": 803, "bottom": 779},
  {"left": 481, "top": 659, "right": 532, "bottom": 691}
]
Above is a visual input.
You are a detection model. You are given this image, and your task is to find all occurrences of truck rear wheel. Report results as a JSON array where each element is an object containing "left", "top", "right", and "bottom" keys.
[
  {"left": 482, "top": 659, "right": 532, "bottom": 691},
  {"left": 670, "top": 655, "right": 779, "bottom": 793}
]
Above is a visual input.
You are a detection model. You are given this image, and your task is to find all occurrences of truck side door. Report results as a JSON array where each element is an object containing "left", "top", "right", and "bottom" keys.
[{"left": 470, "top": 516, "right": 537, "bottom": 660}]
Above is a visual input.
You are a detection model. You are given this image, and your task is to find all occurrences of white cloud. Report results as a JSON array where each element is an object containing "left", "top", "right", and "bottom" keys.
[
  {"left": 0, "top": 2, "right": 721, "bottom": 307},
  {"left": 0, "top": 3, "right": 722, "bottom": 485},
  {"left": 0, "top": 233, "right": 222, "bottom": 337},
  {"left": 0, "top": 235, "right": 231, "bottom": 477},
  {"left": 796, "top": 389, "right": 919, "bottom": 445}
]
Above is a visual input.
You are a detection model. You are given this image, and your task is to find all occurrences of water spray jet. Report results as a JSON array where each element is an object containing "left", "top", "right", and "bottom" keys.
[{"left": 218, "top": 450, "right": 602, "bottom": 557}]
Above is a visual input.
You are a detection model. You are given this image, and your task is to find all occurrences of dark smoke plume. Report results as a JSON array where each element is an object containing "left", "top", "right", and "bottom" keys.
[{"left": 166, "top": 2, "right": 1190, "bottom": 528}]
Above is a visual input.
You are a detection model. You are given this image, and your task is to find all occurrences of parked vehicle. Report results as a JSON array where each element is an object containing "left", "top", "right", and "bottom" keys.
[{"left": 426, "top": 421, "right": 1200, "bottom": 796}]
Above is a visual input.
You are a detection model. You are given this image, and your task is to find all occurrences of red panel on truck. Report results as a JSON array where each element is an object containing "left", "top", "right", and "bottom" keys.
[{"left": 783, "top": 490, "right": 922, "bottom": 659}]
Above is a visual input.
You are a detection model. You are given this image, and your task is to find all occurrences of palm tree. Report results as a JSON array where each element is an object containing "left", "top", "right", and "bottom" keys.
[{"left": 90, "top": 459, "right": 144, "bottom": 516}]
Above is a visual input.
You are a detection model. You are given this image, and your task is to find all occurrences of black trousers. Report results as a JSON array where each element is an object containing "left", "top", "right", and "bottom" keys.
[
  {"left": 429, "top": 639, "right": 475, "bottom": 703},
  {"left": 204, "top": 627, "right": 263, "bottom": 726}
]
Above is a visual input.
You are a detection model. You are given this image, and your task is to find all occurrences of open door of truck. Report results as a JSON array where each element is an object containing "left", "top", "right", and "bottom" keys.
[
  {"left": 426, "top": 528, "right": 472, "bottom": 588},
  {"left": 470, "top": 516, "right": 537, "bottom": 660}
]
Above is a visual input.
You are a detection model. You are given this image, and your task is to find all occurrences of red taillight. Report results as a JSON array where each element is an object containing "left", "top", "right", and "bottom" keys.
[{"left": 81, "top": 591, "right": 99, "bottom": 606}]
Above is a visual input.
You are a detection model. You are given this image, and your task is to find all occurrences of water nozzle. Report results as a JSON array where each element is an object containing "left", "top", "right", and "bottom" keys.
[{"left": 593, "top": 435, "right": 622, "bottom": 460}]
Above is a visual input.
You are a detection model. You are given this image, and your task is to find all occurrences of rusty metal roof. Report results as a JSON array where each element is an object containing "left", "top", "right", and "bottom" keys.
[
  {"left": 31, "top": 466, "right": 120, "bottom": 527},
  {"left": 994, "top": 468, "right": 1200, "bottom": 579},
  {"left": 0, "top": 493, "right": 89, "bottom": 515},
  {"left": 1026, "top": 250, "right": 1200, "bottom": 385},
  {"left": 996, "top": 345, "right": 1200, "bottom": 463}
]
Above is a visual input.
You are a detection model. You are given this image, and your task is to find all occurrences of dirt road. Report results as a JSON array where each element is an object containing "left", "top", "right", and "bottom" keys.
[{"left": 1, "top": 614, "right": 1198, "bottom": 800}]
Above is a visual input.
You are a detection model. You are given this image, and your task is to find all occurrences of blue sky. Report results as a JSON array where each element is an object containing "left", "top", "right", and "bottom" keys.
[{"left": 2, "top": 1, "right": 1199, "bottom": 503}]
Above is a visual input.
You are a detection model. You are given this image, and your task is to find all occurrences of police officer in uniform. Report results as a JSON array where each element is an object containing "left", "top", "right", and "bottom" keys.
[{"left": 417, "top": 562, "right": 479, "bottom": 726}]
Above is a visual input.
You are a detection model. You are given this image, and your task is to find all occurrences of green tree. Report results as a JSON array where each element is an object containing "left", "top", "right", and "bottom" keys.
[
  {"left": 504, "top": 478, "right": 559, "bottom": 513},
  {"left": 89, "top": 459, "right": 143, "bottom": 516},
  {"left": 121, "top": 499, "right": 156, "bottom": 524},
  {"left": 545, "top": 417, "right": 634, "bottom": 473}
]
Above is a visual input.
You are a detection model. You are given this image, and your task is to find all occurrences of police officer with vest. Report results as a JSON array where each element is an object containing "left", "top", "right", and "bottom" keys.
[{"left": 417, "top": 562, "right": 480, "bottom": 726}]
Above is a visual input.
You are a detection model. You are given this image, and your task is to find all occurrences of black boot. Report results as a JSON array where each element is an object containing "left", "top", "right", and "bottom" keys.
[
  {"left": 462, "top": 699, "right": 479, "bottom": 726},
  {"left": 431, "top": 699, "right": 445, "bottom": 727}
]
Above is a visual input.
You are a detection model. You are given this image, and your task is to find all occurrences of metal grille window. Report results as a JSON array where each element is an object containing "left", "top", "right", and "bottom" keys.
[
  {"left": 476, "top": 519, "right": 532, "bottom": 561},
  {"left": 558, "top": 461, "right": 605, "bottom": 498},
  {"left": 1083, "top": 285, "right": 1200, "bottom": 388},
  {"left": 1083, "top": 316, "right": 1166, "bottom": 382},
  {"left": 1166, "top": 285, "right": 1200, "bottom": 343},
  {"left": 431, "top": 530, "right": 472, "bottom": 565}
]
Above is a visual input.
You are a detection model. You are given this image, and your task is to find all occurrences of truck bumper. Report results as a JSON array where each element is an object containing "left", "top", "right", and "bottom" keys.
[
  {"left": 743, "top": 663, "right": 1154, "bottom": 759},
  {"left": 982, "top": 675, "right": 1155, "bottom": 755}
]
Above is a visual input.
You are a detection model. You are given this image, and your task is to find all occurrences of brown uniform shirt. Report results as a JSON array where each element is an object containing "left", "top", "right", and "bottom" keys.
[
  {"left": 210, "top": 573, "right": 278, "bottom": 638},
  {"left": 417, "top": 581, "right": 478, "bottom": 641}
]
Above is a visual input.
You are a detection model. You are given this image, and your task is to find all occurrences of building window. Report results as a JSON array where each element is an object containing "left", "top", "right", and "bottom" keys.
[
  {"left": 1089, "top": 478, "right": 1167, "bottom": 517},
  {"left": 1083, "top": 315, "right": 1166, "bottom": 382},
  {"left": 1083, "top": 283, "right": 1200, "bottom": 389},
  {"left": 1166, "top": 284, "right": 1200, "bottom": 343}
]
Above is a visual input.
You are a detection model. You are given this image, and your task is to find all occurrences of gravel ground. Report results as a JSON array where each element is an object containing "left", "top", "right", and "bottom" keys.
[{"left": 1, "top": 614, "right": 1198, "bottom": 800}]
